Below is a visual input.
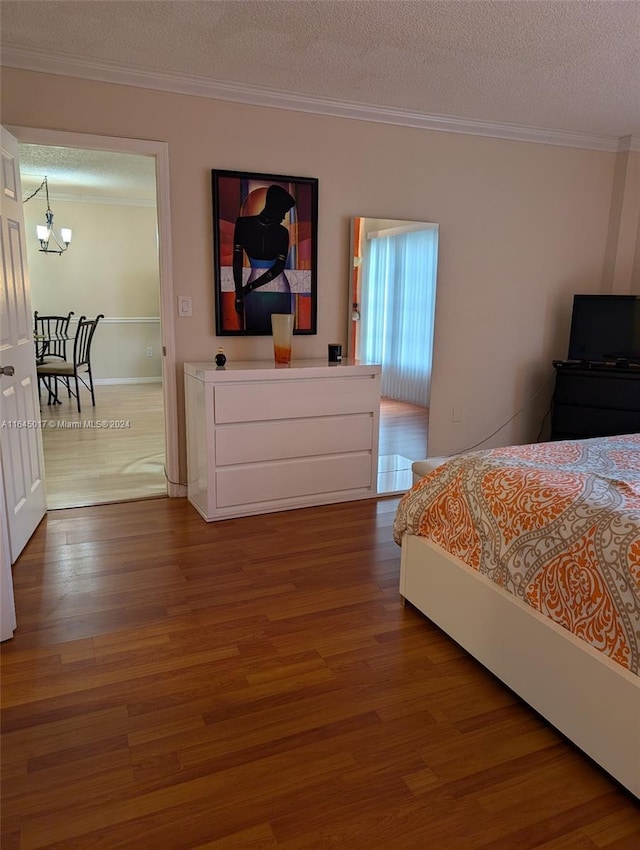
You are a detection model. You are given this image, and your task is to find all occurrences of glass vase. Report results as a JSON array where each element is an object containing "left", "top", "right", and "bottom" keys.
[{"left": 271, "top": 313, "right": 294, "bottom": 366}]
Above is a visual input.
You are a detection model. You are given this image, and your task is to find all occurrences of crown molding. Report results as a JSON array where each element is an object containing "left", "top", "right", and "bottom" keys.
[
  {"left": 2, "top": 45, "right": 623, "bottom": 153},
  {"left": 54, "top": 192, "right": 155, "bottom": 207},
  {"left": 23, "top": 188, "right": 154, "bottom": 207},
  {"left": 618, "top": 135, "right": 640, "bottom": 153}
]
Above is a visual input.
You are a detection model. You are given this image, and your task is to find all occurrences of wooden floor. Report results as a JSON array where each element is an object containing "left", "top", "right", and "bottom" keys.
[
  {"left": 2, "top": 496, "right": 638, "bottom": 848},
  {"left": 40, "top": 382, "right": 167, "bottom": 509}
]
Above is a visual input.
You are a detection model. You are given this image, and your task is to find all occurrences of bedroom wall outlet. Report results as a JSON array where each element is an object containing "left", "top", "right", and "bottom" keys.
[
  {"left": 178, "top": 295, "right": 192, "bottom": 317},
  {"left": 452, "top": 406, "right": 462, "bottom": 423},
  {"left": 146, "top": 346, "right": 153, "bottom": 357}
]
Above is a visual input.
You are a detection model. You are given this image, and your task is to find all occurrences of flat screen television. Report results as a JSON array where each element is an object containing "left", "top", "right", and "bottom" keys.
[{"left": 567, "top": 294, "right": 640, "bottom": 364}]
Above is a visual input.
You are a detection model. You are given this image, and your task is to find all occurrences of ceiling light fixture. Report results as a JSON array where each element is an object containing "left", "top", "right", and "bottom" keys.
[{"left": 23, "top": 176, "right": 72, "bottom": 255}]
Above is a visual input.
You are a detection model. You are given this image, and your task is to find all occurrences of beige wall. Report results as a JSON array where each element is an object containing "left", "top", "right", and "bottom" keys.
[
  {"left": 602, "top": 148, "right": 640, "bottom": 295},
  {"left": 24, "top": 197, "right": 161, "bottom": 380},
  {"left": 2, "top": 68, "right": 620, "bottom": 470}
]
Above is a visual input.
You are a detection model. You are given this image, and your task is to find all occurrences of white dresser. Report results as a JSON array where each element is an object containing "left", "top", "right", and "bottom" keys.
[{"left": 184, "top": 359, "right": 381, "bottom": 521}]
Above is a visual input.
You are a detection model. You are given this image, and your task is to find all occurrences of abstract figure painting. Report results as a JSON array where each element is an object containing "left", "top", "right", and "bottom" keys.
[{"left": 212, "top": 169, "right": 318, "bottom": 335}]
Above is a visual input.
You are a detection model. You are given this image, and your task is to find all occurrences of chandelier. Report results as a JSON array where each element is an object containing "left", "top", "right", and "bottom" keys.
[{"left": 24, "top": 176, "right": 72, "bottom": 255}]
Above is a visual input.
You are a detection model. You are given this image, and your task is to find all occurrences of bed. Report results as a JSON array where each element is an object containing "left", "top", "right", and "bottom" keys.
[{"left": 393, "top": 433, "right": 640, "bottom": 797}]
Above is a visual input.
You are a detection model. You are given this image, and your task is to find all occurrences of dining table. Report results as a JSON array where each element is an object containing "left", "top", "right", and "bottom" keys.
[{"left": 34, "top": 331, "right": 70, "bottom": 364}]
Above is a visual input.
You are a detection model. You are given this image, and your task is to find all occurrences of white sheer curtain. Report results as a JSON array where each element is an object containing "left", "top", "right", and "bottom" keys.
[{"left": 357, "top": 227, "right": 438, "bottom": 406}]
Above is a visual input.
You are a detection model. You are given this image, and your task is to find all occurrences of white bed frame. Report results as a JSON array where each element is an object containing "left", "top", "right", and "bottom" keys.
[{"left": 399, "top": 532, "right": 640, "bottom": 798}]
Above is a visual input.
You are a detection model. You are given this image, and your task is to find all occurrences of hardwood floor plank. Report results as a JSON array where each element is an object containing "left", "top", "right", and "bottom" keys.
[
  {"left": 192, "top": 822, "right": 278, "bottom": 849},
  {"left": 583, "top": 808, "right": 640, "bottom": 847},
  {"left": 2, "top": 496, "right": 638, "bottom": 848}
]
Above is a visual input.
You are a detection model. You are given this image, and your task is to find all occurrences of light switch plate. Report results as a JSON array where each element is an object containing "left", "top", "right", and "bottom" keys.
[{"left": 178, "top": 296, "right": 192, "bottom": 317}]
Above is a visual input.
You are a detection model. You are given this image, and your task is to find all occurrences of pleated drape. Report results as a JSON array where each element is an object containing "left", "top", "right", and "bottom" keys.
[{"left": 357, "top": 228, "right": 438, "bottom": 406}]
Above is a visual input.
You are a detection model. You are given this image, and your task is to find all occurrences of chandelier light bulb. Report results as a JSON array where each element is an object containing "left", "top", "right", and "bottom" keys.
[{"left": 25, "top": 176, "right": 72, "bottom": 255}]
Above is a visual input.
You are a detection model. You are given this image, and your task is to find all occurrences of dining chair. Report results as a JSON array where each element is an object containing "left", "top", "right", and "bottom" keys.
[
  {"left": 34, "top": 311, "right": 74, "bottom": 362},
  {"left": 34, "top": 311, "right": 75, "bottom": 401},
  {"left": 36, "top": 314, "right": 104, "bottom": 412}
]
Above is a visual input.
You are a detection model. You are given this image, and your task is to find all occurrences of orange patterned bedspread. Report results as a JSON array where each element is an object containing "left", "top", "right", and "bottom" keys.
[{"left": 393, "top": 434, "right": 640, "bottom": 674}]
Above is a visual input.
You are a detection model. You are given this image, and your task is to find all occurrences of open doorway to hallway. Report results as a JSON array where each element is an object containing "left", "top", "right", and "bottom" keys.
[{"left": 20, "top": 142, "right": 168, "bottom": 508}]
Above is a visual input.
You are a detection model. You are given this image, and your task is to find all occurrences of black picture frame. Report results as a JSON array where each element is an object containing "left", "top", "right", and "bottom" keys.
[{"left": 212, "top": 169, "right": 318, "bottom": 335}]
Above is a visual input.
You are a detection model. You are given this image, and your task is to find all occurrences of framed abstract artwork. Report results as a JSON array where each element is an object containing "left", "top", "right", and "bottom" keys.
[{"left": 212, "top": 169, "right": 318, "bottom": 335}]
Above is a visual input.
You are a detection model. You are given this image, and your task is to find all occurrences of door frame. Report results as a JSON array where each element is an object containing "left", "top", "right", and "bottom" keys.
[{"left": 9, "top": 126, "right": 181, "bottom": 495}]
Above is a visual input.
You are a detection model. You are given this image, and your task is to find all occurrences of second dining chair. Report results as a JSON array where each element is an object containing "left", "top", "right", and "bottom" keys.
[{"left": 37, "top": 314, "right": 104, "bottom": 413}]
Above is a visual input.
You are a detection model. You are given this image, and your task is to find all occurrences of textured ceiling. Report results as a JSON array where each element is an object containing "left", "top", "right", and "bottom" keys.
[
  {"left": 18, "top": 145, "right": 157, "bottom": 202},
  {"left": 2, "top": 0, "right": 639, "bottom": 141},
  {"left": 4, "top": 0, "right": 640, "bottom": 198}
]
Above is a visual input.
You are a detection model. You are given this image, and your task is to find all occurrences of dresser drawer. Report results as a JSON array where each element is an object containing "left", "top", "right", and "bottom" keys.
[
  {"left": 214, "top": 377, "right": 379, "bottom": 424},
  {"left": 215, "top": 414, "right": 373, "bottom": 465},
  {"left": 551, "top": 403, "right": 640, "bottom": 438},
  {"left": 216, "top": 453, "right": 374, "bottom": 508},
  {"left": 185, "top": 361, "right": 381, "bottom": 521},
  {"left": 554, "top": 371, "right": 640, "bottom": 411}
]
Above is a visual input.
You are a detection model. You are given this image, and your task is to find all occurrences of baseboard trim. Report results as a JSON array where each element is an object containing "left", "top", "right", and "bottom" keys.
[{"left": 94, "top": 377, "right": 162, "bottom": 385}]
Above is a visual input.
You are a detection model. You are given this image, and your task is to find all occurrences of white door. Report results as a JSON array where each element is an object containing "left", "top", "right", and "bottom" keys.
[
  {"left": 0, "top": 454, "right": 17, "bottom": 641},
  {"left": 0, "top": 125, "right": 47, "bottom": 604}
]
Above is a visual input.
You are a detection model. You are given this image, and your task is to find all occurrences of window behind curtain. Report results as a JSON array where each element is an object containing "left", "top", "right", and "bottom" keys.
[{"left": 357, "top": 226, "right": 438, "bottom": 406}]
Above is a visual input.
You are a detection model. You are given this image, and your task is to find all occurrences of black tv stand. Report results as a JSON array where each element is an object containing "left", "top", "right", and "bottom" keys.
[
  {"left": 553, "top": 358, "right": 640, "bottom": 371},
  {"left": 550, "top": 361, "right": 640, "bottom": 440}
]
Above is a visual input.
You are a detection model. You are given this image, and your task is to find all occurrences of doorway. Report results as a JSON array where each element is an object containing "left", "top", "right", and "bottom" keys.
[
  {"left": 349, "top": 216, "right": 438, "bottom": 494},
  {"left": 12, "top": 127, "right": 179, "bottom": 507}
]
